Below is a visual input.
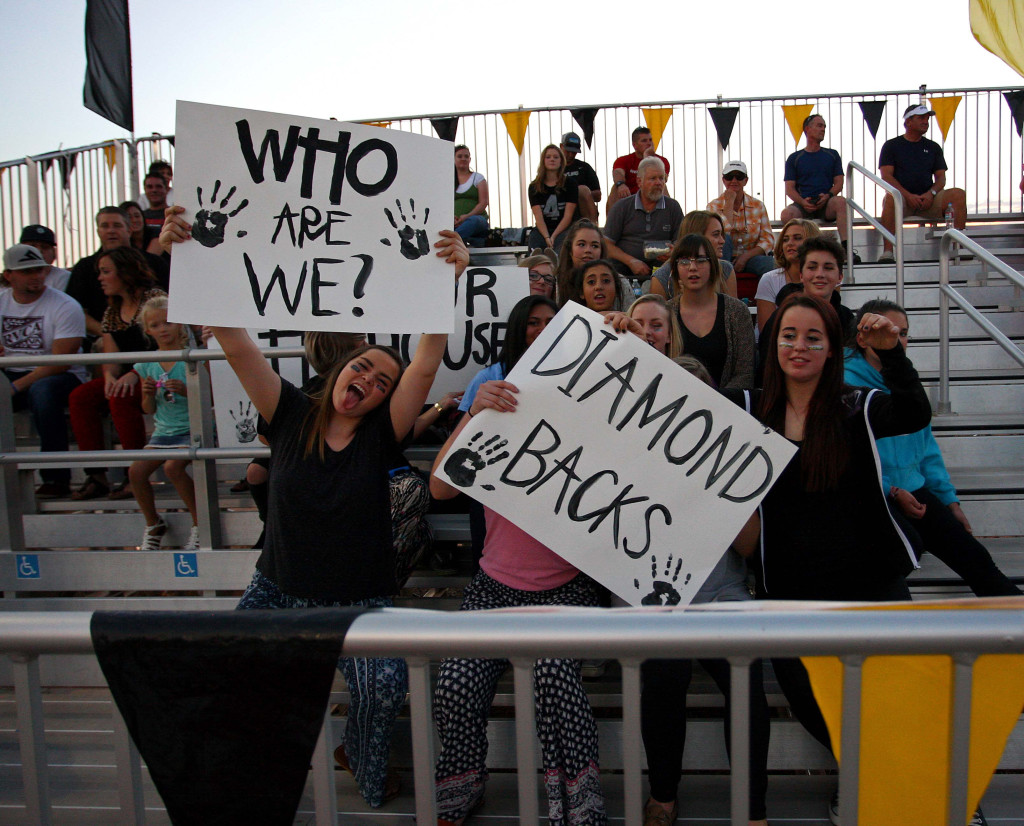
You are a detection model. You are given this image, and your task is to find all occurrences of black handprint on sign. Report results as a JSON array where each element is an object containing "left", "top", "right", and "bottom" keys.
[
  {"left": 229, "top": 400, "right": 257, "bottom": 443},
  {"left": 192, "top": 181, "right": 249, "bottom": 248},
  {"left": 381, "top": 198, "right": 431, "bottom": 260},
  {"left": 443, "top": 432, "right": 509, "bottom": 490},
  {"left": 635, "top": 554, "right": 691, "bottom": 606}
]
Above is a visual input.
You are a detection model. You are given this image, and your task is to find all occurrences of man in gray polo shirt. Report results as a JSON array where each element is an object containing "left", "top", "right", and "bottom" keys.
[{"left": 603, "top": 157, "right": 683, "bottom": 280}]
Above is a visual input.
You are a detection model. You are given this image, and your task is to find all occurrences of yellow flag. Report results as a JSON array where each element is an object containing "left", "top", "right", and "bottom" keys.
[
  {"left": 641, "top": 107, "right": 673, "bottom": 151},
  {"left": 365, "top": 121, "right": 392, "bottom": 129},
  {"left": 803, "top": 599, "right": 1024, "bottom": 826},
  {"left": 103, "top": 144, "right": 117, "bottom": 173},
  {"left": 929, "top": 96, "right": 962, "bottom": 141},
  {"left": 970, "top": 0, "right": 1024, "bottom": 78},
  {"left": 782, "top": 103, "right": 815, "bottom": 144},
  {"left": 501, "top": 110, "right": 532, "bottom": 155}
]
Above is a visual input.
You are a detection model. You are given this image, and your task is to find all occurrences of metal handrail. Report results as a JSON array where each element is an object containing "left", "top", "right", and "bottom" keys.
[
  {"left": 845, "top": 161, "right": 904, "bottom": 302},
  {"left": 937, "top": 229, "right": 1024, "bottom": 414}
]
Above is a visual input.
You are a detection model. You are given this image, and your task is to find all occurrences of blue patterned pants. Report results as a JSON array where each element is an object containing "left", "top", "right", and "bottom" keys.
[{"left": 237, "top": 570, "right": 408, "bottom": 808}]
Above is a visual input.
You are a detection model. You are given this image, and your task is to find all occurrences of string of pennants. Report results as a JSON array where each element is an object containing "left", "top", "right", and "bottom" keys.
[{"left": 401, "top": 92, "right": 1024, "bottom": 151}]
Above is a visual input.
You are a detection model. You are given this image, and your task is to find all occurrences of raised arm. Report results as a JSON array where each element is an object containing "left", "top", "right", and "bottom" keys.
[{"left": 209, "top": 327, "right": 282, "bottom": 423}]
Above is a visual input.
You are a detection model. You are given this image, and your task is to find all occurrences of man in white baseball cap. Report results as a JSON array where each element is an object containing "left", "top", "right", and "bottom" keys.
[{"left": 876, "top": 104, "right": 967, "bottom": 263}]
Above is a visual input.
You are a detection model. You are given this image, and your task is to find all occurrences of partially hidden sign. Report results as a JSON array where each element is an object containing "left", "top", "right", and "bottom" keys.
[
  {"left": 435, "top": 304, "right": 797, "bottom": 606},
  {"left": 168, "top": 101, "right": 453, "bottom": 332}
]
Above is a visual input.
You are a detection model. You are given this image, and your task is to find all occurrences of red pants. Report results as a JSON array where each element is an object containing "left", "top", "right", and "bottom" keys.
[{"left": 69, "top": 377, "right": 147, "bottom": 468}]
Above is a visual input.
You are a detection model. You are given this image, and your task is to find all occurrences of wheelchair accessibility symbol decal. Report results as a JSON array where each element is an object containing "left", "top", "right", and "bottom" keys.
[
  {"left": 174, "top": 553, "right": 198, "bottom": 578},
  {"left": 16, "top": 554, "right": 40, "bottom": 579}
]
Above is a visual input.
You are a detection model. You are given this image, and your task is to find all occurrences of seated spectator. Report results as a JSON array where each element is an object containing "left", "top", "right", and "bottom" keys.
[
  {"left": 560, "top": 132, "right": 601, "bottom": 222},
  {"left": 142, "top": 173, "right": 170, "bottom": 229},
  {"left": 16, "top": 225, "right": 70, "bottom": 292},
  {"left": 607, "top": 126, "right": 671, "bottom": 212},
  {"left": 0, "top": 244, "right": 88, "bottom": 499},
  {"left": 604, "top": 158, "right": 683, "bottom": 281},
  {"left": 517, "top": 248, "right": 557, "bottom": 300},
  {"left": 139, "top": 160, "right": 173, "bottom": 209},
  {"left": 844, "top": 299, "right": 1021, "bottom": 598},
  {"left": 665, "top": 234, "right": 755, "bottom": 389},
  {"left": 626, "top": 293, "right": 681, "bottom": 357},
  {"left": 68, "top": 247, "right": 166, "bottom": 501},
  {"left": 877, "top": 105, "right": 967, "bottom": 263},
  {"left": 555, "top": 219, "right": 633, "bottom": 309},
  {"left": 649, "top": 210, "right": 737, "bottom": 299},
  {"left": 528, "top": 145, "right": 578, "bottom": 252},
  {"left": 753, "top": 218, "right": 821, "bottom": 333},
  {"left": 707, "top": 161, "right": 776, "bottom": 283},
  {"left": 120, "top": 201, "right": 163, "bottom": 255},
  {"left": 780, "top": 114, "right": 860, "bottom": 263},
  {"left": 572, "top": 258, "right": 625, "bottom": 313},
  {"left": 67, "top": 206, "right": 169, "bottom": 338},
  {"left": 453, "top": 145, "right": 489, "bottom": 247}
]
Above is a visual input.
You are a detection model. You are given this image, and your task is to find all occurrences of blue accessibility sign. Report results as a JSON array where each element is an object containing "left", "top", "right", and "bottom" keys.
[
  {"left": 16, "top": 554, "right": 40, "bottom": 579},
  {"left": 174, "top": 553, "right": 198, "bottom": 578}
]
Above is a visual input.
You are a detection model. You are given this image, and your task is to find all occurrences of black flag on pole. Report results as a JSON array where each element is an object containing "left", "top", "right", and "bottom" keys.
[
  {"left": 707, "top": 107, "right": 739, "bottom": 150},
  {"left": 858, "top": 101, "right": 887, "bottom": 140},
  {"left": 92, "top": 609, "right": 367, "bottom": 825},
  {"left": 569, "top": 108, "right": 600, "bottom": 148},
  {"left": 1003, "top": 91, "right": 1024, "bottom": 137},
  {"left": 431, "top": 117, "right": 460, "bottom": 142},
  {"left": 83, "top": 0, "right": 134, "bottom": 132}
]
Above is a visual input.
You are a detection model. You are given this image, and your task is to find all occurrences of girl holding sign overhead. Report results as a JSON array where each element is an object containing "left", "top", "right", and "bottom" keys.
[
  {"left": 160, "top": 207, "right": 469, "bottom": 809},
  {"left": 431, "top": 294, "right": 607, "bottom": 826}
]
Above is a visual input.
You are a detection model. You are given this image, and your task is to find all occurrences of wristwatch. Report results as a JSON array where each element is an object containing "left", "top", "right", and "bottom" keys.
[{"left": 929, "top": 189, "right": 938, "bottom": 196}]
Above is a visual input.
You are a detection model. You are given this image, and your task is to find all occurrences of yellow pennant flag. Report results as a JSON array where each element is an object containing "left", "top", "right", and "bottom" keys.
[
  {"left": 641, "top": 107, "right": 673, "bottom": 151},
  {"left": 970, "top": 0, "right": 1024, "bottom": 78},
  {"left": 103, "top": 144, "right": 117, "bottom": 173},
  {"left": 365, "top": 121, "right": 391, "bottom": 129},
  {"left": 782, "top": 103, "right": 815, "bottom": 144},
  {"left": 929, "top": 96, "right": 962, "bottom": 141},
  {"left": 802, "top": 599, "right": 1024, "bottom": 826},
  {"left": 501, "top": 110, "right": 532, "bottom": 155}
]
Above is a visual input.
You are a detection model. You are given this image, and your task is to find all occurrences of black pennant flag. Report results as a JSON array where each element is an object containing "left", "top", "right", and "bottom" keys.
[
  {"left": 859, "top": 101, "right": 887, "bottom": 140},
  {"left": 708, "top": 107, "right": 739, "bottom": 150},
  {"left": 83, "top": 0, "right": 134, "bottom": 132},
  {"left": 431, "top": 117, "right": 460, "bottom": 142},
  {"left": 569, "top": 108, "right": 600, "bottom": 148},
  {"left": 58, "top": 155, "right": 77, "bottom": 191},
  {"left": 1004, "top": 91, "right": 1024, "bottom": 137}
]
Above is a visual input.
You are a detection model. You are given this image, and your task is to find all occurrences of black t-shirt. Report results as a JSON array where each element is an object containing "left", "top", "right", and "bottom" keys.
[
  {"left": 257, "top": 380, "right": 397, "bottom": 601},
  {"left": 564, "top": 159, "right": 600, "bottom": 193},
  {"left": 68, "top": 249, "right": 170, "bottom": 324},
  {"left": 878, "top": 135, "right": 948, "bottom": 196},
  {"left": 529, "top": 181, "right": 580, "bottom": 234},
  {"left": 680, "top": 293, "right": 728, "bottom": 386}
]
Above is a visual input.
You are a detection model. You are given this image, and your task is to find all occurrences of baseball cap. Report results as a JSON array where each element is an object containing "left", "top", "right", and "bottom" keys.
[
  {"left": 722, "top": 160, "right": 748, "bottom": 177},
  {"left": 19, "top": 224, "right": 56, "bottom": 246},
  {"left": 3, "top": 244, "right": 49, "bottom": 271},
  {"left": 561, "top": 132, "right": 582, "bottom": 152},
  {"left": 903, "top": 104, "right": 936, "bottom": 120}
]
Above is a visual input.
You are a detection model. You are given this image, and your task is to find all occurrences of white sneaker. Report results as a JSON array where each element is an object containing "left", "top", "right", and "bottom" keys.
[
  {"left": 829, "top": 790, "right": 840, "bottom": 825},
  {"left": 184, "top": 525, "right": 200, "bottom": 551},
  {"left": 140, "top": 520, "right": 167, "bottom": 551}
]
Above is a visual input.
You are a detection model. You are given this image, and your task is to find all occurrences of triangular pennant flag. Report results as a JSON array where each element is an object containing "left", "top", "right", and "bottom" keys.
[
  {"left": 782, "top": 103, "right": 815, "bottom": 144},
  {"left": 38, "top": 158, "right": 53, "bottom": 177},
  {"left": 167, "top": 136, "right": 175, "bottom": 147},
  {"left": 103, "top": 144, "right": 117, "bottom": 172},
  {"left": 58, "top": 154, "right": 77, "bottom": 190},
  {"left": 803, "top": 599, "right": 1024, "bottom": 826},
  {"left": 1004, "top": 90, "right": 1024, "bottom": 136},
  {"left": 366, "top": 121, "right": 391, "bottom": 129},
  {"left": 569, "top": 107, "right": 600, "bottom": 148},
  {"left": 929, "top": 96, "right": 962, "bottom": 141},
  {"left": 970, "top": 0, "right": 1024, "bottom": 78},
  {"left": 501, "top": 110, "right": 532, "bottom": 155},
  {"left": 641, "top": 107, "right": 673, "bottom": 151},
  {"left": 430, "top": 116, "right": 460, "bottom": 142},
  {"left": 858, "top": 101, "right": 887, "bottom": 140},
  {"left": 707, "top": 107, "right": 740, "bottom": 150}
]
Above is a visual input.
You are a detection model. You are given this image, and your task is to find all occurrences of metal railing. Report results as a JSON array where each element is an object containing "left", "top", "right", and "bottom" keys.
[
  {"left": 3, "top": 85, "right": 1023, "bottom": 258},
  {"left": 845, "top": 161, "right": 906, "bottom": 301},
  {"left": 1, "top": 606, "right": 1021, "bottom": 826},
  {"left": 937, "top": 229, "right": 1024, "bottom": 414}
]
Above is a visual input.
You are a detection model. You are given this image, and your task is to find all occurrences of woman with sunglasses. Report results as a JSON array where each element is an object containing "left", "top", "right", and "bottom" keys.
[{"left": 707, "top": 161, "right": 776, "bottom": 279}]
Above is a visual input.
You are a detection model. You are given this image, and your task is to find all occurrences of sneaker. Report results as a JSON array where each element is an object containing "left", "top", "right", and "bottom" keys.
[
  {"left": 184, "top": 525, "right": 200, "bottom": 551},
  {"left": 877, "top": 253, "right": 895, "bottom": 264},
  {"left": 580, "top": 659, "right": 607, "bottom": 679},
  {"left": 139, "top": 520, "right": 167, "bottom": 551},
  {"left": 36, "top": 481, "right": 71, "bottom": 499},
  {"left": 969, "top": 808, "right": 988, "bottom": 826},
  {"left": 851, "top": 248, "right": 863, "bottom": 264},
  {"left": 829, "top": 790, "right": 840, "bottom": 825}
]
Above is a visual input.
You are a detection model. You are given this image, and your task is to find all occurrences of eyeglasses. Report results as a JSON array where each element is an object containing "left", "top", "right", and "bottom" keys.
[
  {"left": 528, "top": 271, "right": 556, "bottom": 285},
  {"left": 677, "top": 257, "right": 710, "bottom": 268},
  {"left": 723, "top": 173, "right": 747, "bottom": 182}
]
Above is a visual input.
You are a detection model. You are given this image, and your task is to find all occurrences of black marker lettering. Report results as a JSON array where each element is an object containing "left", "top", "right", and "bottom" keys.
[
  {"left": 243, "top": 253, "right": 307, "bottom": 316},
  {"left": 346, "top": 139, "right": 399, "bottom": 197},
  {"left": 498, "top": 419, "right": 561, "bottom": 487},
  {"left": 531, "top": 314, "right": 593, "bottom": 379},
  {"left": 270, "top": 203, "right": 300, "bottom": 246},
  {"left": 663, "top": 409, "right": 713, "bottom": 466},
  {"left": 296, "top": 128, "right": 351, "bottom": 204},
  {"left": 576, "top": 357, "right": 638, "bottom": 424},
  {"left": 685, "top": 427, "right": 751, "bottom": 490},
  {"left": 718, "top": 446, "right": 775, "bottom": 503},
  {"left": 310, "top": 258, "right": 342, "bottom": 317},
  {"left": 525, "top": 445, "right": 583, "bottom": 514},
  {"left": 623, "top": 504, "right": 673, "bottom": 559},
  {"left": 464, "top": 267, "right": 498, "bottom": 316},
  {"left": 236, "top": 120, "right": 300, "bottom": 184},
  {"left": 615, "top": 374, "right": 689, "bottom": 450}
]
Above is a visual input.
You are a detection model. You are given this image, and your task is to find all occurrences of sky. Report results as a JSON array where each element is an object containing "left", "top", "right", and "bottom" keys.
[{"left": 1, "top": 0, "right": 1021, "bottom": 163}]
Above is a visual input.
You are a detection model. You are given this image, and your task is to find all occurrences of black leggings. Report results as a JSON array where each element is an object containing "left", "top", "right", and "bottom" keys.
[{"left": 641, "top": 657, "right": 770, "bottom": 820}]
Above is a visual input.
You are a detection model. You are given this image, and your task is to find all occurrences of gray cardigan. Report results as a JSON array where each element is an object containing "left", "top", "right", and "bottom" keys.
[{"left": 669, "top": 293, "right": 755, "bottom": 389}]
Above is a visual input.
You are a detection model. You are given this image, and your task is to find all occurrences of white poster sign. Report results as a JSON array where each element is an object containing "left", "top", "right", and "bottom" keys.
[
  {"left": 368, "top": 266, "right": 530, "bottom": 398},
  {"left": 169, "top": 101, "right": 453, "bottom": 332},
  {"left": 435, "top": 305, "right": 797, "bottom": 606}
]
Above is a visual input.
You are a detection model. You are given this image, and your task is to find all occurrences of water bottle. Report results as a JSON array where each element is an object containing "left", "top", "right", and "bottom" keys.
[
  {"left": 944, "top": 202, "right": 954, "bottom": 229},
  {"left": 630, "top": 278, "right": 641, "bottom": 298}
]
